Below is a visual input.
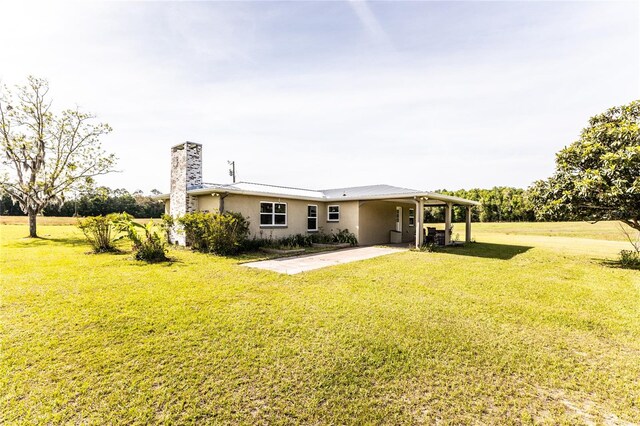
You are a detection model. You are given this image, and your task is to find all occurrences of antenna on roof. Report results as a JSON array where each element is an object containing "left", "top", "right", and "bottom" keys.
[{"left": 227, "top": 160, "right": 236, "bottom": 183}]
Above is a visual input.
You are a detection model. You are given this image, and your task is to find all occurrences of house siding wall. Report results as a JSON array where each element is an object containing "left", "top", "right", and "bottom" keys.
[
  {"left": 223, "top": 194, "right": 320, "bottom": 239},
  {"left": 169, "top": 193, "right": 421, "bottom": 246},
  {"left": 322, "top": 201, "right": 359, "bottom": 240},
  {"left": 404, "top": 204, "right": 417, "bottom": 243},
  {"left": 358, "top": 200, "right": 416, "bottom": 245},
  {"left": 198, "top": 195, "right": 221, "bottom": 213},
  {"left": 187, "top": 195, "right": 361, "bottom": 241}
]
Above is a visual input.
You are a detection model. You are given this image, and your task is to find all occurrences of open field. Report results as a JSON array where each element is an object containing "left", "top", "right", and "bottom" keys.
[
  {"left": 0, "top": 216, "right": 156, "bottom": 226},
  {"left": 428, "top": 220, "right": 637, "bottom": 243},
  {"left": 1, "top": 222, "right": 639, "bottom": 424},
  {"left": 469, "top": 221, "right": 638, "bottom": 242}
]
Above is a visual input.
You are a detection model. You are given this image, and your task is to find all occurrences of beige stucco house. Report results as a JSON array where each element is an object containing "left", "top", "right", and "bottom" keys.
[{"left": 158, "top": 142, "right": 480, "bottom": 248}]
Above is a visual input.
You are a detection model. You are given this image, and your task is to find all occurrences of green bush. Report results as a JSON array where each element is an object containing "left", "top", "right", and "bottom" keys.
[
  {"left": 161, "top": 214, "right": 174, "bottom": 242},
  {"left": 242, "top": 230, "right": 358, "bottom": 252},
  {"left": 113, "top": 213, "right": 168, "bottom": 262},
  {"left": 619, "top": 250, "right": 640, "bottom": 269},
  {"left": 77, "top": 214, "right": 118, "bottom": 253},
  {"left": 178, "top": 211, "right": 250, "bottom": 255},
  {"left": 278, "top": 234, "right": 314, "bottom": 249},
  {"left": 417, "top": 242, "right": 439, "bottom": 252},
  {"left": 332, "top": 229, "right": 358, "bottom": 246},
  {"left": 310, "top": 233, "right": 334, "bottom": 244},
  {"left": 244, "top": 235, "right": 306, "bottom": 251}
]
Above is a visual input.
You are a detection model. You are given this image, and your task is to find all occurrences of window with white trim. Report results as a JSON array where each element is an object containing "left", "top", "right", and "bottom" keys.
[
  {"left": 328, "top": 205, "right": 340, "bottom": 222},
  {"left": 409, "top": 208, "right": 415, "bottom": 227},
  {"left": 260, "top": 202, "right": 287, "bottom": 227},
  {"left": 307, "top": 205, "right": 318, "bottom": 231}
]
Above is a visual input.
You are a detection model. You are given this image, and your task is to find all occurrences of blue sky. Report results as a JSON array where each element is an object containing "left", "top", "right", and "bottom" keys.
[{"left": 1, "top": 1, "right": 638, "bottom": 193}]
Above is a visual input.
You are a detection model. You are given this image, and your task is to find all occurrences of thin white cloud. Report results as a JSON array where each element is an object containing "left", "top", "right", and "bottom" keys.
[{"left": 347, "top": 0, "right": 392, "bottom": 48}]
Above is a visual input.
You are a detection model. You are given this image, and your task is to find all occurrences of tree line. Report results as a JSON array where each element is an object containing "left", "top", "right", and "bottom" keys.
[
  {"left": 424, "top": 187, "right": 537, "bottom": 223},
  {"left": 1, "top": 187, "right": 165, "bottom": 218},
  {"left": 1, "top": 185, "right": 549, "bottom": 223},
  {"left": 0, "top": 184, "right": 576, "bottom": 223}
]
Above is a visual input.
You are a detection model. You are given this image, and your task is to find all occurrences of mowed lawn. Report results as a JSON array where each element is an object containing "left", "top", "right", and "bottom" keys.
[{"left": 1, "top": 222, "right": 639, "bottom": 424}]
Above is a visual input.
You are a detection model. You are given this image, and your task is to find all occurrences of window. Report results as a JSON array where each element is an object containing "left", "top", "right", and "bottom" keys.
[
  {"left": 328, "top": 205, "right": 340, "bottom": 222},
  {"left": 409, "top": 208, "right": 415, "bottom": 227},
  {"left": 260, "top": 202, "right": 287, "bottom": 227},
  {"left": 307, "top": 205, "right": 318, "bottom": 231}
]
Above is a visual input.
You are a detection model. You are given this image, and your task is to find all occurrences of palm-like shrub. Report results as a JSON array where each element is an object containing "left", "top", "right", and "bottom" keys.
[
  {"left": 77, "top": 214, "right": 118, "bottom": 253},
  {"left": 113, "top": 213, "right": 168, "bottom": 262}
]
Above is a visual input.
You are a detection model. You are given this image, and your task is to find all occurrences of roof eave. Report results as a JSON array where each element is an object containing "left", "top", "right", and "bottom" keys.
[
  {"left": 183, "top": 188, "right": 480, "bottom": 206},
  {"left": 187, "top": 187, "right": 327, "bottom": 201}
]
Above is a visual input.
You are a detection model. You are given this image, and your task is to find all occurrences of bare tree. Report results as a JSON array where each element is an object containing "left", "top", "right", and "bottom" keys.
[{"left": 0, "top": 76, "right": 116, "bottom": 237}]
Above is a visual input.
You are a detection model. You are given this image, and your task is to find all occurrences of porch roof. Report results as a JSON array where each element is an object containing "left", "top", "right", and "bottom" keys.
[{"left": 155, "top": 182, "right": 480, "bottom": 206}]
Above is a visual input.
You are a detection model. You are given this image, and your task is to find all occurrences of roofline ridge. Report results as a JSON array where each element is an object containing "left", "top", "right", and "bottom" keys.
[
  {"left": 321, "top": 184, "right": 421, "bottom": 192},
  {"left": 237, "top": 180, "right": 320, "bottom": 193},
  {"left": 202, "top": 182, "right": 231, "bottom": 187}
]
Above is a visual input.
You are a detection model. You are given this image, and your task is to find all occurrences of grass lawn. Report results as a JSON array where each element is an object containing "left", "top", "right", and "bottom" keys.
[
  {"left": 1, "top": 221, "right": 639, "bottom": 424},
  {"left": 469, "top": 221, "right": 638, "bottom": 242},
  {"left": 0, "top": 216, "right": 156, "bottom": 226}
]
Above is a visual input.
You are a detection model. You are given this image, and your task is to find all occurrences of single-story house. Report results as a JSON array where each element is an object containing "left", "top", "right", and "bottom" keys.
[{"left": 157, "top": 142, "right": 480, "bottom": 248}]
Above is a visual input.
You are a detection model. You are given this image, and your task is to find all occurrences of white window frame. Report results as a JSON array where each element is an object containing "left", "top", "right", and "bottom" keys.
[
  {"left": 409, "top": 208, "right": 415, "bottom": 227},
  {"left": 259, "top": 201, "right": 288, "bottom": 227},
  {"left": 327, "top": 205, "right": 340, "bottom": 222},
  {"left": 307, "top": 204, "right": 318, "bottom": 232}
]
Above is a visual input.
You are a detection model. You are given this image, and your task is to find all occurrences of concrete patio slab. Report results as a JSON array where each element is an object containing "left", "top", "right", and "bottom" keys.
[{"left": 242, "top": 246, "right": 409, "bottom": 275}]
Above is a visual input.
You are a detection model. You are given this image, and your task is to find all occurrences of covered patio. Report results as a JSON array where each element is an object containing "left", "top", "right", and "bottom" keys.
[{"left": 357, "top": 193, "right": 481, "bottom": 248}]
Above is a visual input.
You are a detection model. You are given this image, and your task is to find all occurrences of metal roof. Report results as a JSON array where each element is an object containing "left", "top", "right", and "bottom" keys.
[
  {"left": 321, "top": 184, "right": 421, "bottom": 199},
  {"left": 198, "top": 182, "right": 324, "bottom": 198},
  {"left": 156, "top": 181, "right": 480, "bottom": 206}
]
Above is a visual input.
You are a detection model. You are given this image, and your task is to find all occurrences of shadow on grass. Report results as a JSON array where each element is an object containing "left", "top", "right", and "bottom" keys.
[
  {"left": 435, "top": 242, "right": 533, "bottom": 260},
  {"left": 599, "top": 259, "right": 640, "bottom": 271},
  {"left": 10, "top": 235, "right": 88, "bottom": 248},
  {"left": 127, "top": 256, "right": 183, "bottom": 266}
]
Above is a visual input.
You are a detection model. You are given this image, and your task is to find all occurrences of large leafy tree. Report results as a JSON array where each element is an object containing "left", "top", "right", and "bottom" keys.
[
  {"left": 530, "top": 100, "right": 640, "bottom": 231},
  {"left": 0, "top": 76, "right": 116, "bottom": 237}
]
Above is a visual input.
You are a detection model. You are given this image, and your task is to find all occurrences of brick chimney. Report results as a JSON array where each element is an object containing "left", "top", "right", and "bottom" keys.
[{"left": 169, "top": 142, "right": 202, "bottom": 245}]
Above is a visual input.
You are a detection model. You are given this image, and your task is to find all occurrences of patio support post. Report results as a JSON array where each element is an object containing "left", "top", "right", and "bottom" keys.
[
  {"left": 415, "top": 198, "right": 424, "bottom": 248},
  {"left": 465, "top": 205, "right": 472, "bottom": 243},
  {"left": 444, "top": 202, "right": 452, "bottom": 245}
]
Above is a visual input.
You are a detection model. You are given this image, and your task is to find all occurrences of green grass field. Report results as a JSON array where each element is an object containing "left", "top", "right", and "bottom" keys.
[
  {"left": 0, "top": 216, "right": 154, "bottom": 226},
  {"left": 469, "top": 221, "right": 637, "bottom": 242},
  {"left": 1, "top": 221, "right": 639, "bottom": 424}
]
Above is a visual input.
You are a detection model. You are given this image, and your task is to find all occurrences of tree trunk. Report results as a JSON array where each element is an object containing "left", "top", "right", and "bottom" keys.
[
  {"left": 28, "top": 208, "right": 38, "bottom": 238},
  {"left": 622, "top": 219, "right": 640, "bottom": 233}
]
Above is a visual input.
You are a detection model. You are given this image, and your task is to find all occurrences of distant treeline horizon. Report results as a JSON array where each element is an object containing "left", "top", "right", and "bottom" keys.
[
  {"left": 1, "top": 187, "right": 165, "bottom": 218},
  {"left": 2, "top": 186, "right": 567, "bottom": 222},
  {"left": 424, "top": 187, "right": 537, "bottom": 223}
]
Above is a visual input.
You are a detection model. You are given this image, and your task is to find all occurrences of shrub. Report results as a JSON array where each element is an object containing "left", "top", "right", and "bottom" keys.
[
  {"left": 113, "top": 213, "right": 168, "bottom": 262},
  {"left": 619, "top": 250, "right": 640, "bottom": 269},
  {"left": 310, "top": 232, "right": 334, "bottom": 244},
  {"left": 332, "top": 229, "right": 358, "bottom": 246},
  {"left": 418, "top": 242, "right": 439, "bottom": 252},
  {"left": 278, "top": 233, "right": 314, "bottom": 249},
  {"left": 77, "top": 215, "right": 118, "bottom": 253},
  {"left": 178, "top": 211, "right": 250, "bottom": 255},
  {"left": 161, "top": 214, "right": 174, "bottom": 242},
  {"left": 242, "top": 230, "right": 358, "bottom": 252}
]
